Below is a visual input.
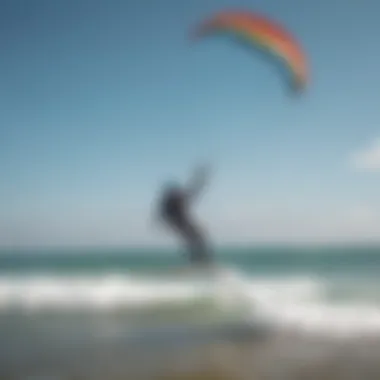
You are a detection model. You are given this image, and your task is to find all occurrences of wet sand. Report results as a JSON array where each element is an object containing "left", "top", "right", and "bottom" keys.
[
  {"left": 153, "top": 332, "right": 380, "bottom": 380},
  {"left": 1, "top": 321, "right": 380, "bottom": 380}
]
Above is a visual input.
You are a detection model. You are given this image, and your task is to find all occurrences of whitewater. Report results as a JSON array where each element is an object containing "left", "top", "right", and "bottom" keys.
[{"left": 1, "top": 266, "right": 380, "bottom": 338}]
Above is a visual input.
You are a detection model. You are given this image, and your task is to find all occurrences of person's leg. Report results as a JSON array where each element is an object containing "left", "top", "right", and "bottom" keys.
[
  {"left": 166, "top": 216, "right": 212, "bottom": 265},
  {"left": 184, "top": 223, "right": 212, "bottom": 265}
]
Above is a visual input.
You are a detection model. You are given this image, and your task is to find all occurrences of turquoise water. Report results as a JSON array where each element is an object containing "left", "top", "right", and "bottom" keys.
[
  {"left": 1, "top": 245, "right": 380, "bottom": 275},
  {"left": 1, "top": 245, "right": 380, "bottom": 322}
]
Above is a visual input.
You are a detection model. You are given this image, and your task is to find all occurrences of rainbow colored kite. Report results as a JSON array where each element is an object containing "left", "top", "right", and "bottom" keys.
[{"left": 192, "top": 10, "right": 309, "bottom": 92}]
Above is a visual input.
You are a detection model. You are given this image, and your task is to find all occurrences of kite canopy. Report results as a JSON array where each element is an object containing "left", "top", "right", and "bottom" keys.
[{"left": 192, "top": 10, "right": 309, "bottom": 92}]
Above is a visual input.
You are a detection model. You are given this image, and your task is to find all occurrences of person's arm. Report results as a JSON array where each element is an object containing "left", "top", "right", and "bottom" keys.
[{"left": 185, "top": 164, "right": 210, "bottom": 202}]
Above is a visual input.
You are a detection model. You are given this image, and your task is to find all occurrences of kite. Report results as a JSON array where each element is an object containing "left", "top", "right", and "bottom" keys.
[{"left": 192, "top": 10, "right": 309, "bottom": 91}]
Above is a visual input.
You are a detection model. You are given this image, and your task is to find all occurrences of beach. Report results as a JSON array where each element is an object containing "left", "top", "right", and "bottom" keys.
[{"left": 2, "top": 320, "right": 380, "bottom": 379}]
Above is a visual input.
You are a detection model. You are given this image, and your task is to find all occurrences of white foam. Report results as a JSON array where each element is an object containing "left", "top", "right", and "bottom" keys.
[
  {"left": 0, "top": 274, "right": 210, "bottom": 310},
  {"left": 1, "top": 269, "right": 380, "bottom": 337},
  {"left": 242, "top": 277, "right": 380, "bottom": 338}
]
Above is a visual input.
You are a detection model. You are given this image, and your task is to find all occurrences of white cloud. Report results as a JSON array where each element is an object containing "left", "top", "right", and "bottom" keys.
[{"left": 350, "top": 139, "right": 380, "bottom": 171}]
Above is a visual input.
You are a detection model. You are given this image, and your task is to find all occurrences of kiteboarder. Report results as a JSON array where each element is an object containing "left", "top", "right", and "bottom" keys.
[{"left": 156, "top": 165, "right": 212, "bottom": 265}]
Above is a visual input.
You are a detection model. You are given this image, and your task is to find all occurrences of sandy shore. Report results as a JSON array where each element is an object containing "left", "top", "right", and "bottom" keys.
[
  {"left": 2, "top": 323, "right": 380, "bottom": 380},
  {"left": 149, "top": 331, "right": 380, "bottom": 380}
]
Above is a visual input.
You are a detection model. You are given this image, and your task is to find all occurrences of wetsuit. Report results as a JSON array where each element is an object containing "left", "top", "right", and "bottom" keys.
[{"left": 160, "top": 187, "right": 210, "bottom": 264}]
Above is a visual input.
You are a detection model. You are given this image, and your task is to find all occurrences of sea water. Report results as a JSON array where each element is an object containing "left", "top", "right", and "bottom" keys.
[{"left": 1, "top": 245, "right": 380, "bottom": 378}]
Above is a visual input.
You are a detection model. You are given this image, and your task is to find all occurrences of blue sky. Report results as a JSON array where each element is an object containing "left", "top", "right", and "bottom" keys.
[{"left": 1, "top": 0, "right": 380, "bottom": 247}]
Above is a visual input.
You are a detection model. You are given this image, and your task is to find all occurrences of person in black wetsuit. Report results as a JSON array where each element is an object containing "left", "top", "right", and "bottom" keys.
[{"left": 157, "top": 165, "right": 212, "bottom": 265}]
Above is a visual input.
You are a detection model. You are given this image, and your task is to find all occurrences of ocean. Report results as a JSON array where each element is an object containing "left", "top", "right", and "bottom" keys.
[{"left": 1, "top": 245, "right": 380, "bottom": 379}]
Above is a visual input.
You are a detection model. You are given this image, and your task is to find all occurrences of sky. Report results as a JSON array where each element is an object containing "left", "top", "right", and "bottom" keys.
[{"left": 1, "top": 0, "right": 380, "bottom": 247}]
